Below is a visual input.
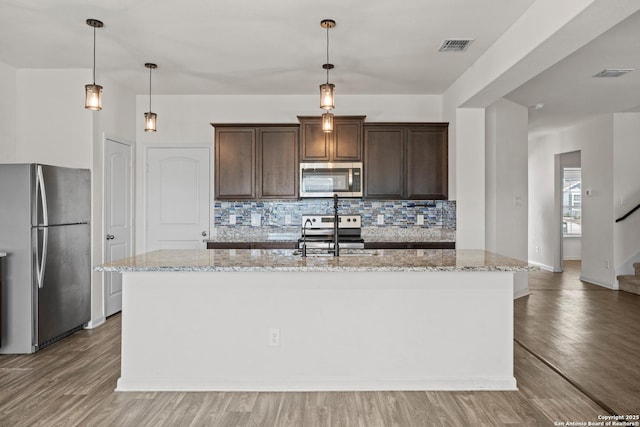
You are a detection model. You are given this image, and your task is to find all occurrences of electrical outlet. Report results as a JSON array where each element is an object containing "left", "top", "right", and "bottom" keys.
[
  {"left": 251, "top": 213, "right": 261, "bottom": 227},
  {"left": 377, "top": 214, "right": 385, "bottom": 225},
  {"left": 268, "top": 328, "right": 280, "bottom": 347},
  {"left": 417, "top": 249, "right": 424, "bottom": 257},
  {"left": 535, "top": 246, "right": 540, "bottom": 254},
  {"left": 285, "top": 214, "right": 292, "bottom": 225},
  {"left": 605, "top": 260, "right": 610, "bottom": 269},
  {"left": 416, "top": 214, "right": 424, "bottom": 225},
  {"left": 514, "top": 196, "right": 522, "bottom": 207},
  {"left": 229, "top": 214, "right": 236, "bottom": 225}
]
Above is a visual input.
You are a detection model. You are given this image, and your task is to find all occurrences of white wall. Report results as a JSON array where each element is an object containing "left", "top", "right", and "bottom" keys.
[
  {"left": 485, "top": 98, "right": 528, "bottom": 260},
  {"left": 529, "top": 115, "right": 614, "bottom": 287},
  {"left": 613, "top": 113, "right": 640, "bottom": 277},
  {"left": 0, "top": 61, "right": 17, "bottom": 162},
  {"left": 453, "top": 108, "right": 485, "bottom": 249},
  {"left": 15, "top": 69, "right": 93, "bottom": 168},
  {"left": 133, "top": 94, "right": 443, "bottom": 253}
]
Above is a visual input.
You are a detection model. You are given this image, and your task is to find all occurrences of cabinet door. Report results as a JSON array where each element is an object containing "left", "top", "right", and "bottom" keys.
[
  {"left": 258, "top": 127, "right": 299, "bottom": 199},
  {"left": 300, "top": 120, "right": 330, "bottom": 161},
  {"left": 405, "top": 125, "right": 448, "bottom": 199},
  {"left": 215, "top": 128, "right": 256, "bottom": 199},
  {"left": 333, "top": 119, "right": 362, "bottom": 161},
  {"left": 364, "top": 126, "right": 404, "bottom": 199}
]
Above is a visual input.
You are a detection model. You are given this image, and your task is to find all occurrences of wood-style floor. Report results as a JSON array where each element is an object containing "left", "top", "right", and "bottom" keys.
[{"left": 0, "top": 261, "right": 637, "bottom": 426}]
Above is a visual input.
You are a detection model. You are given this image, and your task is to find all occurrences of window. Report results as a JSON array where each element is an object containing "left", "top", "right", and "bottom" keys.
[{"left": 563, "top": 167, "right": 581, "bottom": 236}]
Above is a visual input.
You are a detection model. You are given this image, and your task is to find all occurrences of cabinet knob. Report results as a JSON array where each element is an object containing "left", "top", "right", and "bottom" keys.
[
  {"left": 106, "top": 234, "right": 115, "bottom": 240},
  {"left": 201, "top": 231, "right": 208, "bottom": 237}
]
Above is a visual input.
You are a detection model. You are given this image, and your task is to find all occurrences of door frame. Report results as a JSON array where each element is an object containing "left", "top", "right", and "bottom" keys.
[
  {"left": 140, "top": 143, "right": 212, "bottom": 253},
  {"left": 102, "top": 135, "right": 134, "bottom": 317}
]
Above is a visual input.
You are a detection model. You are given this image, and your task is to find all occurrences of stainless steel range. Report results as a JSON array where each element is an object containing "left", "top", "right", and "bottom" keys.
[{"left": 299, "top": 214, "right": 365, "bottom": 251}]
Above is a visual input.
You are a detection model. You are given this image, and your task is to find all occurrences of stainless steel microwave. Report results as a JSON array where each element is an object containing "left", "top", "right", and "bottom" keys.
[{"left": 299, "top": 162, "right": 363, "bottom": 198}]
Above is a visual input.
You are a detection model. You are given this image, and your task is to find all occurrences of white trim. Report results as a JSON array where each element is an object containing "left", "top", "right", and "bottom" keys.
[
  {"left": 528, "top": 260, "right": 555, "bottom": 272},
  {"left": 85, "top": 316, "right": 105, "bottom": 329},
  {"left": 116, "top": 377, "right": 518, "bottom": 392},
  {"left": 513, "top": 288, "right": 530, "bottom": 299},
  {"left": 579, "top": 275, "right": 616, "bottom": 290}
]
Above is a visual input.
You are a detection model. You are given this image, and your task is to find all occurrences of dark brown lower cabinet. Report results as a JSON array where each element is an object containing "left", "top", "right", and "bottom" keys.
[
  {"left": 206, "top": 242, "right": 297, "bottom": 250},
  {"left": 364, "top": 242, "right": 455, "bottom": 249},
  {"left": 364, "top": 123, "right": 448, "bottom": 200},
  {"left": 0, "top": 259, "right": 3, "bottom": 347}
]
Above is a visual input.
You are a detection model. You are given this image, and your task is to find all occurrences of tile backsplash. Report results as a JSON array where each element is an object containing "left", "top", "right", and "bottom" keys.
[{"left": 212, "top": 199, "right": 456, "bottom": 242}]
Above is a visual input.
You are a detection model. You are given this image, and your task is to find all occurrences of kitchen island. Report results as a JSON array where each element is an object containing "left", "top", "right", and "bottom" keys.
[{"left": 97, "top": 249, "right": 533, "bottom": 392}]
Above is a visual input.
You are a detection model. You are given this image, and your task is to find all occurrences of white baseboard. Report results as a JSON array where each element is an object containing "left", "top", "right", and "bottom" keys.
[
  {"left": 579, "top": 275, "right": 616, "bottom": 290},
  {"left": 514, "top": 288, "right": 530, "bottom": 299},
  {"left": 85, "top": 316, "right": 106, "bottom": 329},
  {"left": 528, "top": 260, "right": 554, "bottom": 272},
  {"left": 116, "top": 376, "right": 518, "bottom": 392}
]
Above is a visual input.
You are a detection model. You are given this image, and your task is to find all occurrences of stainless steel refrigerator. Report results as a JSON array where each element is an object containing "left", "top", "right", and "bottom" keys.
[{"left": 0, "top": 164, "right": 91, "bottom": 354}]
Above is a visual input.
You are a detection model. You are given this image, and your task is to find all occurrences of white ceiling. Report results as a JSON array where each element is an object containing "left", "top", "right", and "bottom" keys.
[
  {"left": 0, "top": 0, "right": 638, "bottom": 132},
  {"left": 505, "top": 9, "right": 640, "bottom": 134}
]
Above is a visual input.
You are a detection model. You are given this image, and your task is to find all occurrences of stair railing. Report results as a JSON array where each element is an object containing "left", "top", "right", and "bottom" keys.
[{"left": 616, "top": 202, "right": 640, "bottom": 223}]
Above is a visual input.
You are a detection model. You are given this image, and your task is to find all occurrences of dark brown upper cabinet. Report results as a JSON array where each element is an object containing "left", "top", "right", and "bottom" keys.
[
  {"left": 364, "top": 123, "right": 448, "bottom": 200},
  {"left": 298, "top": 116, "right": 365, "bottom": 162},
  {"left": 214, "top": 124, "right": 299, "bottom": 200},
  {"left": 257, "top": 127, "right": 299, "bottom": 199}
]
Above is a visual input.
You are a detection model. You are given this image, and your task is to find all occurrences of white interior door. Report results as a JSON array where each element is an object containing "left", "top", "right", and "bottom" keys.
[
  {"left": 104, "top": 138, "right": 133, "bottom": 317},
  {"left": 146, "top": 147, "right": 210, "bottom": 250}
]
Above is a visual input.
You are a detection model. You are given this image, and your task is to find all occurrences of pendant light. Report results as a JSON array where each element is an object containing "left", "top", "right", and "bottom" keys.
[
  {"left": 319, "top": 19, "right": 336, "bottom": 110},
  {"left": 144, "top": 63, "right": 158, "bottom": 132},
  {"left": 84, "top": 19, "right": 104, "bottom": 111},
  {"left": 322, "top": 111, "right": 334, "bottom": 133}
]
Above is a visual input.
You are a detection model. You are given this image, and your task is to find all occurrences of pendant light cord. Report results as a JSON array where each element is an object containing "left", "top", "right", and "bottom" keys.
[
  {"left": 92, "top": 26, "right": 96, "bottom": 84},
  {"left": 326, "top": 24, "right": 330, "bottom": 84},
  {"left": 148, "top": 66, "right": 152, "bottom": 112}
]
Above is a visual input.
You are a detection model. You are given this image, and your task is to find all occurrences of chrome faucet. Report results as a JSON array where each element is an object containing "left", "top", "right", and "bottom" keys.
[
  {"left": 333, "top": 194, "right": 340, "bottom": 257},
  {"left": 301, "top": 218, "right": 312, "bottom": 257}
]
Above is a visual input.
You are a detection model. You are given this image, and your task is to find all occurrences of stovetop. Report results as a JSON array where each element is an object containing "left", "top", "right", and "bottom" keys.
[{"left": 299, "top": 214, "right": 364, "bottom": 249}]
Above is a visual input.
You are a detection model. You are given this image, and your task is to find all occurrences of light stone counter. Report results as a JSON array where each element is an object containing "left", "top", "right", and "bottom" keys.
[
  {"left": 0, "top": 252, "right": 6, "bottom": 257},
  {"left": 96, "top": 249, "right": 534, "bottom": 273}
]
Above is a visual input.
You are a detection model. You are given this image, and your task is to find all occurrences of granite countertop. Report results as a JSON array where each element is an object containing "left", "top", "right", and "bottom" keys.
[
  {"left": 95, "top": 249, "right": 535, "bottom": 273},
  {"left": 0, "top": 252, "right": 6, "bottom": 258}
]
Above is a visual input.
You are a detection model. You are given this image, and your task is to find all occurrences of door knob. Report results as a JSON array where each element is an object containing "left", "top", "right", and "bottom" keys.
[
  {"left": 106, "top": 234, "right": 115, "bottom": 240},
  {"left": 201, "top": 231, "right": 208, "bottom": 237}
]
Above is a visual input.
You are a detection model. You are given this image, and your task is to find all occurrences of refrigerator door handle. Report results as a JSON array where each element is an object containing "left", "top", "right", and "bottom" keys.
[
  {"left": 36, "top": 165, "right": 49, "bottom": 288},
  {"left": 37, "top": 165, "right": 49, "bottom": 226},
  {"left": 36, "top": 227, "right": 48, "bottom": 289}
]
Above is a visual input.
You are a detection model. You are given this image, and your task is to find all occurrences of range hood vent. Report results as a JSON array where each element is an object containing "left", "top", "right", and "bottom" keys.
[
  {"left": 593, "top": 68, "right": 635, "bottom": 78},
  {"left": 439, "top": 39, "right": 473, "bottom": 52}
]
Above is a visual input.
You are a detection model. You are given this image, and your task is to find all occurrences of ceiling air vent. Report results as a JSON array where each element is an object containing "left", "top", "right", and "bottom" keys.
[
  {"left": 593, "top": 68, "right": 635, "bottom": 78},
  {"left": 439, "top": 39, "right": 474, "bottom": 52}
]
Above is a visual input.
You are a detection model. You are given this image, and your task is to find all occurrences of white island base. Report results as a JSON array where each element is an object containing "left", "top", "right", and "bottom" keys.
[{"left": 117, "top": 269, "right": 517, "bottom": 392}]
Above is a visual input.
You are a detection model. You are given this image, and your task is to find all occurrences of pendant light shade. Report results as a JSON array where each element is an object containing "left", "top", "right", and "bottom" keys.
[
  {"left": 322, "top": 111, "right": 334, "bottom": 133},
  {"left": 84, "top": 84, "right": 103, "bottom": 111},
  {"left": 85, "top": 19, "right": 103, "bottom": 111},
  {"left": 320, "top": 80, "right": 335, "bottom": 110},
  {"left": 144, "top": 112, "right": 157, "bottom": 132},
  {"left": 144, "top": 63, "right": 157, "bottom": 132}
]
